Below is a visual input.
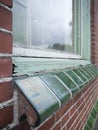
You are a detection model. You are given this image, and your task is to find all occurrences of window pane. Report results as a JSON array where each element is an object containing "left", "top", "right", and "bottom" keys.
[
  {"left": 13, "top": 0, "right": 27, "bottom": 47},
  {"left": 30, "top": 0, "right": 73, "bottom": 52},
  {"left": 13, "top": 0, "right": 73, "bottom": 52}
]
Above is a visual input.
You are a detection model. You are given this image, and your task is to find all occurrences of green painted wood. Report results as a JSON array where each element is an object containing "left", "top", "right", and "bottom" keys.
[
  {"left": 12, "top": 57, "right": 90, "bottom": 76},
  {"left": 74, "top": 0, "right": 81, "bottom": 55},
  {"left": 81, "top": 0, "right": 91, "bottom": 60},
  {"left": 40, "top": 74, "right": 71, "bottom": 105}
]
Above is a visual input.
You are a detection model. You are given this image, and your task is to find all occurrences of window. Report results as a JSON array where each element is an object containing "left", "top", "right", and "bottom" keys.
[{"left": 12, "top": 0, "right": 90, "bottom": 59}]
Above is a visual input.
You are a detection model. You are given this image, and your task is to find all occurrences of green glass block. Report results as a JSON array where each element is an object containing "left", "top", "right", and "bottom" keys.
[
  {"left": 87, "top": 120, "right": 93, "bottom": 129},
  {"left": 85, "top": 65, "right": 96, "bottom": 77},
  {"left": 14, "top": 77, "right": 59, "bottom": 123},
  {"left": 65, "top": 70, "right": 84, "bottom": 88},
  {"left": 89, "top": 65, "right": 97, "bottom": 75},
  {"left": 83, "top": 66, "right": 95, "bottom": 78},
  {"left": 84, "top": 100, "right": 98, "bottom": 130},
  {"left": 89, "top": 115, "right": 95, "bottom": 125},
  {"left": 56, "top": 72, "right": 79, "bottom": 95},
  {"left": 77, "top": 67, "right": 91, "bottom": 80},
  {"left": 40, "top": 74, "right": 71, "bottom": 106},
  {"left": 92, "top": 108, "right": 97, "bottom": 116},
  {"left": 91, "top": 111, "right": 96, "bottom": 119},
  {"left": 72, "top": 68, "right": 88, "bottom": 83},
  {"left": 94, "top": 104, "right": 98, "bottom": 113},
  {"left": 84, "top": 124, "right": 91, "bottom": 130}
]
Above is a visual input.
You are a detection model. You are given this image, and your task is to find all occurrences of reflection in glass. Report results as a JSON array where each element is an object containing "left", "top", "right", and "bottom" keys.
[
  {"left": 31, "top": 0, "right": 72, "bottom": 51},
  {"left": 13, "top": 0, "right": 27, "bottom": 47},
  {"left": 13, "top": 0, "right": 73, "bottom": 52}
]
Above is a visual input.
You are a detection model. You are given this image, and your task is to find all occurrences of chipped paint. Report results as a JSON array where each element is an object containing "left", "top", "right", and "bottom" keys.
[{"left": 12, "top": 57, "right": 91, "bottom": 77}]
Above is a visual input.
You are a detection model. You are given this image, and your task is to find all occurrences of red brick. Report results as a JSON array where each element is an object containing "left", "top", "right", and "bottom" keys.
[
  {"left": 62, "top": 125, "right": 67, "bottom": 130},
  {"left": 0, "top": 81, "right": 13, "bottom": 102},
  {"left": 0, "top": 7, "right": 12, "bottom": 30},
  {"left": 0, "top": 0, "right": 12, "bottom": 8},
  {"left": 52, "top": 122, "right": 61, "bottom": 130},
  {"left": 67, "top": 111, "right": 78, "bottom": 129},
  {"left": 0, "top": 32, "right": 12, "bottom": 53},
  {"left": 69, "top": 104, "right": 77, "bottom": 116},
  {"left": 0, "top": 106, "right": 13, "bottom": 129},
  {"left": 37, "top": 115, "right": 55, "bottom": 130},
  {"left": 0, "top": 57, "right": 12, "bottom": 78},
  {"left": 56, "top": 100, "right": 73, "bottom": 120},
  {"left": 62, "top": 112, "right": 69, "bottom": 127},
  {"left": 17, "top": 88, "right": 38, "bottom": 126},
  {"left": 11, "top": 121, "right": 30, "bottom": 130}
]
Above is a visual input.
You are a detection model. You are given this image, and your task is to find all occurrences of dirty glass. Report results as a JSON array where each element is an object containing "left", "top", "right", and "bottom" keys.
[
  {"left": 12, "top": 0, "right": 27, "bottom": 47},
  {"left": 30, "top": 0, "right": 73, "bottom": 52},
  {"left": 13, "top": 0, "right": 73, "bottom": 52}
]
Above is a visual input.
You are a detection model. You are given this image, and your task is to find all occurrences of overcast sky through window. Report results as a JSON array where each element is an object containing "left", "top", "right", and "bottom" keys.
[{"left": 30, "top": 0, "right": 72, "bottom": 49}]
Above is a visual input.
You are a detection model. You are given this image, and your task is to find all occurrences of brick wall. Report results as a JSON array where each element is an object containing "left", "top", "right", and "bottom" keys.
[
  {"left": 0, "top": 0, "right": 98, "bottom": 130},
  {"left": 0, "top": 0, "right": 13, "bottom": 129},
  {"left": 35, "top": 78, "right": 98, "bottom": 130},
  {"left": 91, "top": 0, "right": 98, "bottom": 67}
]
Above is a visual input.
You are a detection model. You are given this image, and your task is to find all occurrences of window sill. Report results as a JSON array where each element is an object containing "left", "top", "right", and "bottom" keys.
[
  {"left": 13, "top": 62, "right": 98, "bottom": 126},
  {"left": 13, "top": 57, "right": 91, "bottom": 77}
]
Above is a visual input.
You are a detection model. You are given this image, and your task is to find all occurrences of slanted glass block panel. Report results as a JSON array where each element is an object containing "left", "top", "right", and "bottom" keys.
[
  {"left": 76, "top": 67, "right": 91, "bottom": 80},
  {"left": 14, "top": 77, "right": 59, "bottom": 123},
  {"left": 72, "top": 68, "right": 88, "bottom": 84},
  {"left": 80, "top": 66, "right": 94, "bottom": 79},
  {"left": 40, "top": 74, "right": 71, "bottom": 106},
  {"left": 89, "top": 65, "right": 98, "bottom": 75},
  {"left": 56, "top": 72, "right": 79, "bottom": 95},
  {"left": 85, "top": 66, "right": 96, "bottom": 77},
  {"left": 65, "top": 70, "right": 84, "bottom": 88}
]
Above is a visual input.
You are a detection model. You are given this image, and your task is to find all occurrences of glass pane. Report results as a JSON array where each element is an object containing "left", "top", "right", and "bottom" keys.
[
  {"left": 13, "top": 0, "right": 73, "bottom": 53},
  {"left": 12, "top": 0, "right": 27, "bottom": 47},
  {"left": 31, "top": 0, "right": 73, "bottom": 51}
]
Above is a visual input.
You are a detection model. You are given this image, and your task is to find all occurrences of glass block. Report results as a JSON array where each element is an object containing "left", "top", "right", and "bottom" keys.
[
  {"left": 40, "top": 74, "right": 71, "bottom": 105},
  {"left": 14, "top": 77, "right": 59, "bottom": 123},
  {"left": 81, "top": 66, "right": 94, "bottom": 78},
  {"left": 77, "top": 67, "right": 91, "bottom": 80},
  {"left": 87, "top": 120, "right": 93, "bottom": 129},
  {"left": 85, "top": 66, "right": 96, "bottom": 77},
  {"left": 90, "top": 65, "right": 98, "bottom": 75},
  {"left": 84, "top": 124, "right": 90, "bottom": 130},
  {"left": 72, "top": 68, "right": 88, "bottom": 83},
  {"left": 56, "top": 72, "right": 79, "bottom": 95},
  {"left": 65, "top": 70, "right": 84, "bottom": 88}
]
